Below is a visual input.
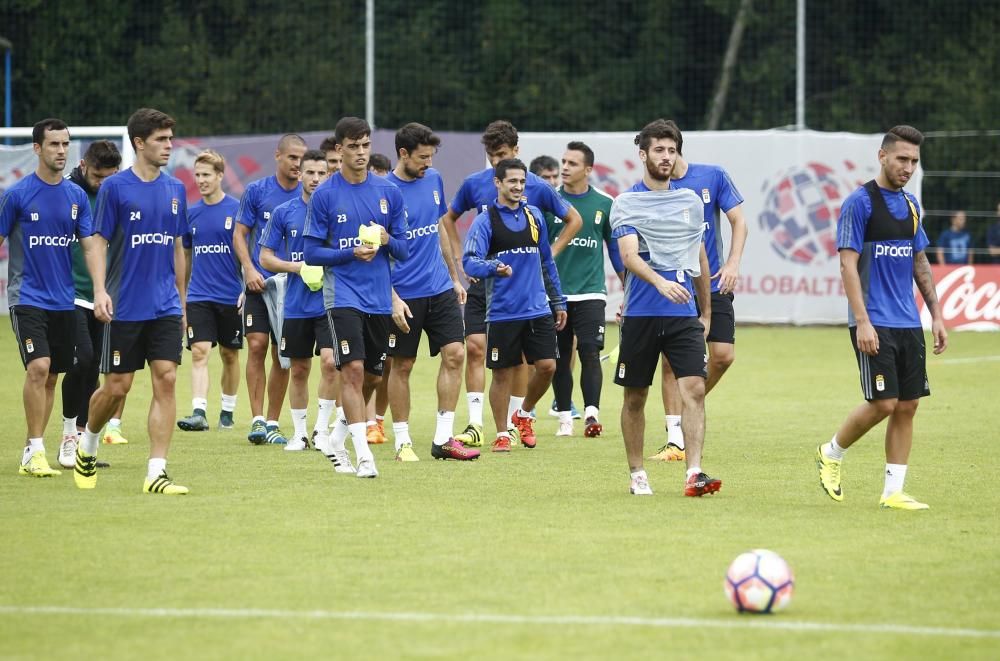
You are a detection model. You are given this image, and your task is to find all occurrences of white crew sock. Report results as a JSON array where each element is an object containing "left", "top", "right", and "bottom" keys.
[
  {"left": 28, "top": 437, "right": 44, "bottom": 454},
  {"left": 508, "top": 396, "right": 525, "bottom": 426},
  {"left": 81, "top": 426, "right": 101, "bottom": 455},
  {"left": 330, "top": 406, "right": 345, "bottom": 429},
  {"left": 348, "top": 422, "right": 373, "bottom": 462},
  {"left": 147, "top": 457, "right": 167, "bottom": 480},
  {"left": 63, "top": 417, "right": 77, "bottom": 436},
  {"left": 584, "top": 406, "right": 599, "bottom": 421},
  {"left": 558, "top": 410, "right": 572, "bottom": 424},
  {"left": 266, "top": 419, "right": 279, "bottom": 428},
  {"left": 433, "top": 410, "right": 455, "bottom": 446},
  {"left": 291, "top": 408, "right": 308, "bottom": 441},
  {"left": 666, "top": 415, "right": 684, "bottom": 449},
  {"left": 315, "top": 399, "right": 335, "bottom": 432},
  {"left": 393, "top": 421, "right": 412, "bottom": 450},
  {"left": 330, "top": 413, "right": 349, "bottom": 451},
  {"left": 192, "top": 397, "right": 208, "bottom": 414},
  {"left": 824, "top": 436, "right": 847, "bottom": 461},
  {"left": 221, "top": 393, "right": 237, "bottom": 413},
  {"left": 686, "top": 466, "right": 701, "bottom": 479},
  {"left": 108, "top": 417, "right": 122, "bottom": 429},
  {"left": 467, "top": 392, "right": 484, "bottom": 426},
  {"left": 252, "top": 415, "right": 266, "bottom": 424},
  {"left": 883, "top": 464, "right": 908, "bottom": 498}
]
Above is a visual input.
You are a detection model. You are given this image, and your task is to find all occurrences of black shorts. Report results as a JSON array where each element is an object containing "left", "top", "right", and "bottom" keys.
[
  {"left": 614, "top": 316, "right": 707, "bottom": 387},
  {"left": 390, "top": 289, "right": 465, "bottom": 358},
  {"left": 486, "top": 314, "right": 558, "bottom": 369},
  {"left": 186, "top": 301, "right": 243, "bottom": 350},
  {"left": 464, "top": 279, "right": 487, "bottom": 336},
  {"left": 100, "top": 316, "right": 183, "bottom": 374},
  {"left": 850, "top": 326, "right": 930, "bottom": 401},
  {"left": 73, "top": 305, "right": 104, "bottom": 371},
  {"left": 281, "top": 315, "right": 334, "bottom": 359},
  {"left": 706, "top": 291, "right": 736, "bottom": 344},
  {"left": 560, "top": 299, "right": 607, "bottom": 351},
  {"left": 327, "top": 308, "right": 390, "bottom": 376},
  {"left": 9, "top": 305, "right": 76, "bottom": 372},
  {"left": 243, "top": 291, "right": 276, "bottom": 342}
]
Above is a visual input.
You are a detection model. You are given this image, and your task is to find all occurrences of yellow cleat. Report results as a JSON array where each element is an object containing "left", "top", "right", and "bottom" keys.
[
  {"left": 19, "top": 451, "right": 62, "bottom": 477},
  {"left": 394, "top": 443, "right": 419, "bottom": 462},
  {"left": 815, "top": 446, "right": 844, "bottom": 502},
  {"left": 879, "top": 491, "right": 929, "bottom": 510},
  {"left": 649, "top": 443, "right": 686, "bottom": 462},
  {"left": 73, "top": 447, "right": 98, "bottom": 489},
  {"left": 103, "top": 426, "right": 129, "bottom": 445},
  {"left": 143, "top": 473, "right": 189, "bottom": 495},
  {"left": 454, "top": 423, "right": 483, "bottom": 448}
]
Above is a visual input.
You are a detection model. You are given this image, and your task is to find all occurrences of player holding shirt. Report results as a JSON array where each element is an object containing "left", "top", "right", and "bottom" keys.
[
  {"left": 177, "top": 150, "right": 243, "bottom": 432},
  {"left": 304, "top": 116, "right": 409, "bottom": 479},
  {"left": 438, "top": 120, "right": 581, "bottom": 447},
  {"left": 816, "top": 125, "right": 947, "bottom": 510},
  {"left": 75, "top": 108, "right": 190, "bottom": 495},
  {"left": 233, "top": 134, "right": 306, "bottom": 446},
  {"left": 462, "top": 158, "right": 567, "bottom": 452},
  {"left": 384, "top": 123, "right": 479, "bottom": 462},
  {"left": 1, "top": 118, "right": 100, "bottom": 477},
  {"left": 258, "top": 150, "right": 340, "bottom": 454}
]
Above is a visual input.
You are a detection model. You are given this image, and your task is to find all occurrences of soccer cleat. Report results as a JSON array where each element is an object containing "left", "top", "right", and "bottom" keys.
[
  {"left": 284, "top": 436, "right": 310, "bottom": 452},
  {"left": 548, "top": 401, "right": 582, "bottom": 419},
  {"left": 59, "top": 434, "right": 78, "bottom": 469},
  {"left": 247, "top": 419, "right": 267, "bottom": 445},
  {"left": 143, "top": 472, "right": 189, "bottom": 495},
  {"left": 366, "top": 420, "right": 387, "bottom": 445},
  {"left": 630, "top": 473, "right": 653, "bottom": 495},
  {"left": 218, "top": 411, "right": 235, "bottom": 430},
  {"left": 73, "top": 447, "right": 97, "bottom": 489},
  {"left": 265, "top": 424, "right": 287, "bottom": 445},
  {"left": 649, "top": 443, "right": 685, "bottom": 462},
  {"left": 491, "top": 435, "right": 512, "bottom": 453},
  {"left": 177, "top": 412, "right": 209, "bottom": 432},
  {"left": 102, "top": 425, "right": 128, "bottom": 445},
  {"left": 312, "top": 431, "right": 332, "bottom": 455},
  {"left": 879, "top": 491, "right": 929, "bottom": 510},
  {"left": 511, "top": 411, "right": 536, "bottom": 449},
  {"left": 454, "top": 423, "right": 484, "bottom": 448},
  {"left": 19, "top": 450, "right": 62, "bottom": 477},
  {"left": 584, "top": 417, "right": 603, "bottom": 438},
  {"left": 556, "top": 421, "right": 573, "bottom": 437},
  {"left": 431, "top": 439, "right": 480, "bottom": 461},
  {"left": 395, "top": 443, "right": 419, "bottom": 462},
  {"left": 325, "top": 448, "right": 356, "bottom": 474},
  {"left": 685, "top": 471, "right": 722, "bottom": 497},
  {"left": 815, "top": 446, "right": 844, "bottom": 502},
  {"left": 356, "top": 456, "right": 379, "bottom": 478}
]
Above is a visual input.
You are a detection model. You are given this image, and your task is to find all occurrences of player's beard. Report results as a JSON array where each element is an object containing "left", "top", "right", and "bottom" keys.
[
  {"left": 403, "top": 163, "right": 426, "bottom": 180},
  {"left": 645, "top": 157, "right": 671, "bottom": 182}
]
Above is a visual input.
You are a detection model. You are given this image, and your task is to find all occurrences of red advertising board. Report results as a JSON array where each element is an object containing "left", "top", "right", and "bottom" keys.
[{"left": 918, "top": 265, "right": 1000, "bottom": 331}]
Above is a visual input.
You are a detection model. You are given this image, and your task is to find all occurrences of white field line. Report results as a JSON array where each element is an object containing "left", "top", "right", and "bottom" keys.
[
  {"left": 936, "top": 355, "right": 1000, "bottom": 365},
  {"left": 0, "top": 605, "right": 997, "bottom": 639}
]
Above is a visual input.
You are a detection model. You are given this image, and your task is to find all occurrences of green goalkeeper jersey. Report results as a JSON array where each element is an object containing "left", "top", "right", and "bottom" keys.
[{"left": 546, "top": 185, "right": 622, "bottom": 300}]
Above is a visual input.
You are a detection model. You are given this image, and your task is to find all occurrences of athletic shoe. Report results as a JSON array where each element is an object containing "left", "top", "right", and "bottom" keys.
[
  {"left": 395, "top": 443, "right": 419, "bottom": 462},
  {"left": 366, "top": 421, "right": 386, "bottom": 445},
  {"left": 356, "top": 456, "right": 379, "bottom": 478},
  {"left": 454, "top": 423, "right": 484, "bottom": 448},
  {"left": 143, "top": 472, "right": 189, "bottom": 495},
  {"left": 73, "top": 447, "right": 97, "bottom": 489},
  {"left": 312, "top": 431, "right": 332, "bottom": 455},
  {"left": 325, "top": 448, "right": 356, "bottom": 474},
  {"left": 218, "top": 411, "right": 235, "bottom": 430},
  {"left": 815, "top": 446, "right": 844, "bottom": 502},
  {"left": 511, "top": 411, "right": 536, "bottom": 449},
  {"left": 648, "top": 443, "right": 685, "bottom": 462},
  {"left": 491, "top": 435, "right": 512, "bottom": 453},
  {"left": 584, "top": 417, "right": 603, "bottom": 438},
  {"left": 879, "top": 491, "right": 929, "bottom": 510},
  {"left": 528, "top": 408, "right": 536, "bottom": 420},
  {"left": 265, "top": 424, "right": 288, "bottom": 445},
  {"left": 684, "top": 472, "right": 722, "bottom": 497},
  {"left": 284, "top": 436, "right": 310, "bottom": 452},
  {"left": 556, "top": 421, "right": 573, "bottom": 437},
  {"left": 19, "top": 451, "right": 61, "bottom": 477},
  {"left": 431, "top": 439, "right": 480, "bottom": 461},
  {"left": 548, "top": 401, "right": 582, "bottom": 419},
  {"left": 630, "top": 473, "right": 653, "bottom": 495},
  {"left": 102, "top": 425, "right": 128, "bottom": 445},
  {"left": 58, "top": 434, "right": 78, "bottom": 469},
  {"left": 177, "top": 412, "right": 209, "bottom": 432},
  {"left": 248, "top": 420, "right": 267, "bottom": 445}
]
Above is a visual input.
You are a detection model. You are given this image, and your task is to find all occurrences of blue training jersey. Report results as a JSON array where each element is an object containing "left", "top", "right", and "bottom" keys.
[
  {"left": 387, "top": 168, "right": 452, "bottom": 300},
  {"left": 450, "top": 168, "right": 572, "bottom": 219},
  {"left": 615, "top": 181, "right": 697, "bottom": 318},
  {"left": 259, "top": 196, "right": 324, "bottom": 319},
  {"left": 0, "top": 173, "right": 93, "bottom": 310},
  {"left": 183, "top": 194, "right": 242, "bottom": 306},
  {"left": 236, "top": 175, "right": 302, "bottom": 278},
  {"left": 671, "top": 163, "right": 743, "bottom": 293},
  {"left": 837, "top": 184, "right": 928, "bottom": 328},
  {"left": 303, "top": 172, "right": 409, "bottom": 314},
  {"left": 94, "top": 169, "right": 186, "bottom": 321}
]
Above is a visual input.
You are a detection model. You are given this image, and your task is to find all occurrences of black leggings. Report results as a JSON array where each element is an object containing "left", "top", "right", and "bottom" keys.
[
  {"left": 61, "top": 306, "right": 103, "bottom": 428},
  {"left": 552, "top": 328, "right": 602, "bottom": 412}
]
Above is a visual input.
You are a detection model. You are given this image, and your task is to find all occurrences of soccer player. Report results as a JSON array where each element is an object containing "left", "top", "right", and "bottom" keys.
[
  {"left": 177, "top": 150, "right": 243, "bottom": 432},
  {"left": 548, "top": 141, "right": 624, "bottom": 438},
  {"left": 304, "top": 116, "right": 409, "bottom": 479},
  {"left": 258, "top": 149, "right": 337, "bottom": 453},
  {"left": 462, "top": 158, "right": 567, "bottom": 452},
  {"left": 529, "top": 154, "right": 560, "bottom": 187},
  {"left": 611, "top": 119, "right": 717, "bottom": 497},
  {"left": 368, "top": 153, "right": 391, "bottom": 176},
  {"left": 649, "top": 121, "right": 748, "bottom": 462},
  {"left": 1, "top": 118, "right": 99, "bottom": 477},
  {"left": 233, "top": 134, "right": 306, "bottom": 445},
  {"left": 76, "top": 107, "right": 190, "bottom": 494},
  {"left": 816, "top": 125, "right": 947, "bottom": 510},
  {"left": 385, "top": 122, "right": 479, "bottom": 462},
  {"left": 439, "top": 120, "right": 581, "bottom": 447},
  {"left": 320, "top": 136, "right": 343, "bottom": 175}
]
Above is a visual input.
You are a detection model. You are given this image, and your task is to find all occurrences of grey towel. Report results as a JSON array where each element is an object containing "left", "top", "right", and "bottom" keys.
[
  {"left": 260, "top": 273, "right": 291, "bottom": 369},
  {"left": 610, "top": 189, "right": 705, "bottom": 275}
]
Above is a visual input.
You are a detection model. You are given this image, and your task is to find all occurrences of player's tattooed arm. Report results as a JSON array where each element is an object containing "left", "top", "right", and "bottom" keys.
[{"left": 914, "top": 250, "right": 948, "bottom": 354}]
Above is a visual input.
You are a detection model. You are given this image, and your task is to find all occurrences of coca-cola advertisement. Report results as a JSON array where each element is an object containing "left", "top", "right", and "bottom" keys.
[{"left": 919, "top": 265, "right": 1000, "bottom": 331}]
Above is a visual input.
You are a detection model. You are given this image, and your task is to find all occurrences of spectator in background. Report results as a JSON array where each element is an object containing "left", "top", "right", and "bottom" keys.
[
  {"left": 936, "top": 210, "right": 972, "bottom": 265},
  {"left": 368, "top": 153, "right": 391, "bottom": 176},
  {"left": 987, "top": 202, "right": 1000, "bottom": 264}
]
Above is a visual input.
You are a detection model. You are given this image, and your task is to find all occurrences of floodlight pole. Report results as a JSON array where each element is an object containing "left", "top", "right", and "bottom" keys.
[
  {"left": 365, "top": 0, "right": 375, "bottom": 128},
  {"left": 0, "top": 37, "right": 11, "bottom": 144},
  {"left": 795, "top": 0, "right": 805, "bottom": 130}
]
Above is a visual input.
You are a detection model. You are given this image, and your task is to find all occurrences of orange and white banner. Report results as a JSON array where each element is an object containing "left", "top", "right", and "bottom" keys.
[{"left": 919, "top": 265, "right": 1000, "bottom": 331}]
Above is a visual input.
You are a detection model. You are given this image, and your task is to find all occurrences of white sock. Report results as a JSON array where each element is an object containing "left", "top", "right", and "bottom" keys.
[
  {"left": 266, "top": 419, "right": 279, "bottom": 428},
  {"left": 584, "top": 406, "right": 599, "bottom": 421},
  {"left": 666, "top": 415, "right": 684, "bottom": 449},
  {"left": 686, "top": 466, "right": 701, "bottom": 479},
  {"left": 508, "top": 396, "right": 525, "bottom": 426},
  {"left": 558, "top": 410, "right": 572, "bottom": 424},
  {"left": 28, "top": 437, "right": 44, "bottom": 453},
  {"left": 366, "top": 419, "right": 376, "bottom": 428},
  {"left": 108, "top": 417, "right": 122, "bottom": 429},
  {"left": 375, "top": 414, "right": 385, "bottom": 424},
  {"left": 630, "top": 469, "right": 648, "bottom": 481},
  {"left": 433, "top": 410, "right": 455, "bottom": 446},
  {"left": 330, "top": 413, "right": 349, "bottom": 451},
  {"left": 252, "top": 415, "right": 265, "bottom": 424},
  {"left": 467, "top": 392, "right": 484, "bottom": 426},
  {"left": 291, "top": 408, "right": 308, "bottom": 440},
  {"left": 192, "top": 397, "right": 208, "bottom": 414},
  {"left": 81, "top": 426, "right": 101, "bottom": 455},
  {"left": 63, "top": 417, "right": 77, "bottom": 436},
  {"left": 824, "top": 436, "right": 847, "bottom": 461},
  {"left": 315, "top": 399, "right": 335, "bottom": 432},
  {"left": 883, "top": 464, "right": 907, "bottom": 498},
  {"left": 332, "top": 406, "right": 344, "bottom": 428},
  {"left": 348, "top": 422, "right": 373, "bottom": 461},
  {"left": 393, "top": 421, "right": 411, "bottom": 450},
  {"left": 147, "top": 457, "right": 166, "bottom": 480},
  {"left": 221, "top": 393, "right": 237, "bottom": 413}
]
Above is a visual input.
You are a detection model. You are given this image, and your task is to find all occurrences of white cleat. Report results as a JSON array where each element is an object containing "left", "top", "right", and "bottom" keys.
[
  {"left": 284, "top": 437, "right": 309, "bottom": 452},
  {"left": 630, "top": 473, "right": 653, "bottom": 496},
  {"left": 356, "top": 456, "right": 379, "bottom": 479},
  {"left": 556, "top": 421, "right": 574, "bottom": 437},
  {"left": 313, "top": 432, "right": 333, "bottom": 455},
  {"left": 327, "top": 448, "right": 356, "bottom": 474},
  {"left": 58, "top": 434, "right": 78, "bottom": 469}
]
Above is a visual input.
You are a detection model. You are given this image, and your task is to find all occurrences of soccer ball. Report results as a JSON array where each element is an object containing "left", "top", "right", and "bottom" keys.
[{"left": 724, "top": 549, "right": 794, "bottom": 614}]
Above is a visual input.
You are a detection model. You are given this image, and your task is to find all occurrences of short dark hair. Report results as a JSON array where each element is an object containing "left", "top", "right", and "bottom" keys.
[
  {"left": 482, "top": 120, "right": 518, "bottom": 153},
  {"left": 127, "top": 108, "right": 175, "bottom": 150},
  {"left": 300, "top": 149, "right": 327, "bottom": 166},
  {"left": 320, "top": 136, "right": 339, "bottom": 152},
  {"left": 395, "top": 122, "right": 440, "bottom": 157},
  {"left": 335, "top": 117, "right": 371, "bottom": 144},
  {"left": 494, "top": 158, "right": 527, "bottom": 181},
  {"left": 529, "top": 155, "right": 559, "bottom": 175},
  {"left": 32, "top": 118, "right": 69, "bottom": 145},
  {"left": 565, "top": 141, "right": 595, "bottom": 167},
  {"left": 634, "top": 119, "right": 682, "bottom": 153},
  {"left": 277, "top": 134, "right": 306, "bottom": 153},
  {"left": 881, "top": 125, "right": 924, "bottom": 150},
  {"left": 368, "top": 153, "right": 391, "bottom": 173},
  {"left": 83, "top": 140, "right": 122, "bottom": 169}
]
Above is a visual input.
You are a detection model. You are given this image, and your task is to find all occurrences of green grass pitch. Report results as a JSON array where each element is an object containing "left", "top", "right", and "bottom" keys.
[{"left": 1, "top": 323, "right": 998, "bottom": 659}]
